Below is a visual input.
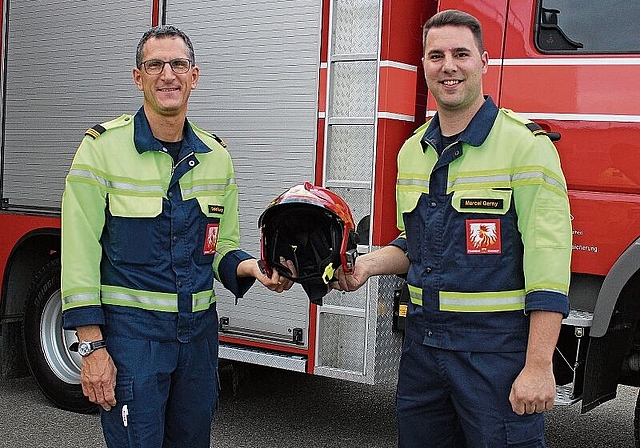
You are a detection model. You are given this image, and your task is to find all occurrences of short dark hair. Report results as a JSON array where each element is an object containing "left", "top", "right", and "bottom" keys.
[
  {"left": 422, "top": 10, "right": 484, "bottom": 54},
  {"left": 136, "top": 25, "right": 195, "bottom": 68}
]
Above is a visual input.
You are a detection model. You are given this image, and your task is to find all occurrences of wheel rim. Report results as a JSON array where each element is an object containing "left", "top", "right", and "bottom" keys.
[{"left": 40, "top": 289, "right": 82, "bottom": 384}]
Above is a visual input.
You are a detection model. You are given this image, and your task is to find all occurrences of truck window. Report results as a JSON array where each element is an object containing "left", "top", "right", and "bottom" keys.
[{"left": 536, "top": 0, "right": 640, "bottom": 54}]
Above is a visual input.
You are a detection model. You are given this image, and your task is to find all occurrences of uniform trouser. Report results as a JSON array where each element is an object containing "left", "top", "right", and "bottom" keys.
[
  {"left": 100, "top": 330, "right": 219, "bottom": 448},
  {"left": 396, "top": 336, "right": 545, "bottom": 448}
]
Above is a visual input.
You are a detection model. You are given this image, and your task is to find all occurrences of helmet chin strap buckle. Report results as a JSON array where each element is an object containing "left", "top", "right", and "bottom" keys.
[
  {"left": 321, "top": 263, "right": 335, "bottom": 284},
  {"left": 344, "top": 248, "right": 358, "bottom": 271}
]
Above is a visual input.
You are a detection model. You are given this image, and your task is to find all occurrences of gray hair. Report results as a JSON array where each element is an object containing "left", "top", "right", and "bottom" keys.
[{"left": 136, "top": 25, "right": 195, "bottom": 68}]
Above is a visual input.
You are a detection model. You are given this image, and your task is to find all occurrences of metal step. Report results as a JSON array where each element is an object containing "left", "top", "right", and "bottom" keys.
[
  {"left": 555, "top": 383, "right": 582, "bottom": 406},
  {"left": 219, "top": 343, "right": 307, "bottom": 373},
  {"left": 562, "top": 309, "right": 593, "bottom": 327}
]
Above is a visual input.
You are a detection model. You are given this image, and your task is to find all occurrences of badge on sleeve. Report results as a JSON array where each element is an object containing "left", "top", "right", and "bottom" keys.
[
  {"left": 466, "top": 219, "right": 501, "bottom": 254},
  {"left": 203, "top": 223, "right": 220, "bottom": 255}
]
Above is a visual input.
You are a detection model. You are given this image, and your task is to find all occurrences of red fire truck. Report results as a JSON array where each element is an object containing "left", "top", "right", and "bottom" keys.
[{"left": 1, "top": 0, "right": 640, "bottom": 443}]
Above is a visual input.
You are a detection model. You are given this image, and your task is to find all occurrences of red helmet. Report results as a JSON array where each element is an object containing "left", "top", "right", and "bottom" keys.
[{"left": 258, "top": 182, "right": 359, "bottom": 304}]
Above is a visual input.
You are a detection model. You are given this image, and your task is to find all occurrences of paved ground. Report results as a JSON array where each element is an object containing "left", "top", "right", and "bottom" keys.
[{"left": 0, "top": 365, "right": 636, "bottom": 447}]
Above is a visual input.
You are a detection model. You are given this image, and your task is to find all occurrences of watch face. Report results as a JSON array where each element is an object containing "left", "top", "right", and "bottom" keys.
[{"left": 78, "top": 341, "right": 93, "bottom": 357}]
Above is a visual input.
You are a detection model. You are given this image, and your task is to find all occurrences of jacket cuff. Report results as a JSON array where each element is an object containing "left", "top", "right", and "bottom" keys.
[
  {"left": 62, "top": 306, "right": 105, "bottom": 330},
  {"left": 218, "top": 249, "right": 257, "bottom": 298},
  {"left": 525, "top": 290, "right": 570, "bottom": 318},
  {"left": 388, "top": 236, "right": 407, "bottom": 253}
]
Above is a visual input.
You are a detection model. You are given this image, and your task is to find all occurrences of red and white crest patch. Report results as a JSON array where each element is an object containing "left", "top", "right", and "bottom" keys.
[
  {"left": 203, "top": 223, "right": 219, "bottom": 255},
  {"left": 466, "top": 219, "right": 501, "bottom": 254}
]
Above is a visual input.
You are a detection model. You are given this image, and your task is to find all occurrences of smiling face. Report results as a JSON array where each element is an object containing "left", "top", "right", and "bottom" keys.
[
  {"left": 422, "top": 25, "right": 488, "bottom": 115},
  {"left": 133, "top": 36, "right": 199, "bottom": 121}
]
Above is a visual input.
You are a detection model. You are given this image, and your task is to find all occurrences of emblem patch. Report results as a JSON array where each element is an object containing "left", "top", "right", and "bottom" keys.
[
  {"left": 466, "top": 219, "right": 501, "bottom": 254},
  {"left": 203, "top": 223, "right": 220, "bottom": 255},
  {"left": 208, "top": 205, "right": 224, "bottom": 214}
]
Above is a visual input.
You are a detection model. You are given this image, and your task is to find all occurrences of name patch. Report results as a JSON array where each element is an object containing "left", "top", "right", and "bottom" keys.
[
  {"left": 466, "top": 219, "right": 501, "bottom": 254},
  {"left": 208, "top": 205, "right": 225, "bottom": 214},
  {"left": 460, "top": 198, "right": 503, "bottom": 210}
]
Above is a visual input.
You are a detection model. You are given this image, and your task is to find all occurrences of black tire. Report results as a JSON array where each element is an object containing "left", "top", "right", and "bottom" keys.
[
  {"left": 635, "top": 388, "right": 640, "bottom": 448},
  {"left": 23, "top": 258, "right": 96, "bottom": 414}
]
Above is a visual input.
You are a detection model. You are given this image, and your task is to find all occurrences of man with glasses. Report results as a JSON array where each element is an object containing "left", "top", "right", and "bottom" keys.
[{"left": 61, "top": 25, "right": 294, "bottom": 447}]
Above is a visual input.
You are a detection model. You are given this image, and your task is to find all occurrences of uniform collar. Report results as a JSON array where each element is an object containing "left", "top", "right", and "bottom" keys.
[
  {"left": 133, "top": 107, "right": 212, "bottom": 155},
  {"left": 421, "top": 96, "right": 499, "bottom": 152}
]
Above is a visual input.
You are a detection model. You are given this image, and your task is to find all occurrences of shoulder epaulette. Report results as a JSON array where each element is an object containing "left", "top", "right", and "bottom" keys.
[
  {"left": 84, "top": 114, "right": 132, "bottom": 139},
  {"left": 189, "top": 122, "right": 227, "bottom": 148},
  {"left": 502, "top": 109, "right": 547, "bottom": 137},
  {"left": 84, "top": 124, "right": 107, "bottom": 139},
  {"left": 211, "top": 133, "right": 227, "bottom": 148},
  {"left": 525, "top": 121, "right": 547, "bottom": 137}
]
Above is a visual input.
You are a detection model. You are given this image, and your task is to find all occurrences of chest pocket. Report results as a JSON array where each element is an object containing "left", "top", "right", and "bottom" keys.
[
  {"left": 397, "top": 190, "right": 423, "bottom": 223},
  {"left": 109, "top": 194, "right": 163, "bottom": 217},
  {"left": 450, "top": 189, "right": 516, "bottom": 268},
  {"left": 397, "top": 190, "right": 426, "bottom": 263},
  {"left": 106, "top": 195, "right": 165, "bottom": 266}
]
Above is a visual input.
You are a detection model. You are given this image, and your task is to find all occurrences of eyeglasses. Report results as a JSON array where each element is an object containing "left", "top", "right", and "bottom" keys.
[{"left": 140, "top": 58, "right": 192, "bottom": 75}]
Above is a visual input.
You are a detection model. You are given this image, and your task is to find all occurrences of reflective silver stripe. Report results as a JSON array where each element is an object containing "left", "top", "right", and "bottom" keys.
[
  {"left": 439, "top": 289, "right": 525, "bottom": 312},
  {"left": 181, "top": 177, "right": 236, "bottom": 197},
  {"left": 68, "top": 168, "right": 109, "bottom": 188},
  {"left": 193, "top": 291, "right": 215, "bottom": 311},
  {"left": 408, "top": 284, "right": 526, "bottom": 311},
  {"left": 407, "top": 284, "right": 423, "bottom": 305},
  {"left": 68, "top": 168, "right": 165, "bottom": 194},
  {"left": 397, "top": 177, "right": 430, "bottom": 188},
  {"left": 448, "top": 171, "right": 566, "bottom": 194},
  {"left": 193, "top": 296, "right": 212, "bottom": 307},
  {"left": 100, "top": 287, "right": 216, "bottom": 312},
  {"left": 181, "top": 182, "right": 230, "bottom": 197},
  {"left": 62, "top": 292, "right": 99, "bottom": 307},
  {"left": 108, "top": 180, "right": 165, "bottom": 194},
  {"left": 101, "top": 290, "right": 178, "bottom": 311},
  {"left": 447, "top": 173, "right": 511, "bottom": 190},
  {"left": 512, "top": 171, "right": 567, "bottom": 193}
]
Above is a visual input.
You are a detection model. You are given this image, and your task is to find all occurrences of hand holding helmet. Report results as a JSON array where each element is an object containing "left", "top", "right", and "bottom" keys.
[
  {"left": 237, "top": 258, "right": 296, "bottom": 293},
  {"left": 258, "top": 182, "right": 359, "bottom": 304}
]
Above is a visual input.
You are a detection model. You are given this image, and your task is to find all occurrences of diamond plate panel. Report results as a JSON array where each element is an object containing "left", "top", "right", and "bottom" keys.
[
  {"left": 326, "top": 125, "right": 374, "bottom": 183},
  {"left": 372, "top": 274, "right": 404, "bottom": 382},
  {"left": 219, "top": 345, "right": 307, "bottom": 372},
  {"left": 328, "top": 186, "right": 372, "bottom": 234},
  {"left": 315, "top": 273, "right": 403, "bottom": 383},
  {"left": 317, "top": 313, "right": 366, "bottom": 372},
  {"left": 323, "top": 286, "right": 367, "bottom": 309},
  {"left": 332, "top": 0, "right": 380, "bottom": 55},
  {"left": 330, "top": 61, "right": 377, "bottom": 117}
]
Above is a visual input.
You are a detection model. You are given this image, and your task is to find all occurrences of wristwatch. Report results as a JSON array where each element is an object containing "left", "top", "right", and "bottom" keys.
[{"left": 70, "top": 339, "right": 107, "bottom": 357}]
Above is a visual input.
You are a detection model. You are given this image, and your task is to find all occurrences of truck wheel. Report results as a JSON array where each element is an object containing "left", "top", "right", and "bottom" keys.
[
  {"left": 23, "top": 258, "right": 96, "bottom": 414},
  {"left": 635, "top": 389, "right": 640, "bottom": 448}
]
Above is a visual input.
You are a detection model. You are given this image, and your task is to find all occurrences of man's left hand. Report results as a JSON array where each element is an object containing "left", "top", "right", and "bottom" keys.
[{"left": 509, "top": 363, "right": 556, "bottom": 415}]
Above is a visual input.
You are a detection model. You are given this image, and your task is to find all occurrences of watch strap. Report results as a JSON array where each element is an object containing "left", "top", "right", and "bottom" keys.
[
  {"left": 90, "top": 340, "right": 107, "bottom": 351},
  {"left": 69, "top": 339, "right": 107, "bottom": 355}
]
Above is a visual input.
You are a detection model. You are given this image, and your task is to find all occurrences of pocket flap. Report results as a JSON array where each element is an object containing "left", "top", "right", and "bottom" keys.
[{"left": 108, "top": 195, "right": 162, "bottom": 218}]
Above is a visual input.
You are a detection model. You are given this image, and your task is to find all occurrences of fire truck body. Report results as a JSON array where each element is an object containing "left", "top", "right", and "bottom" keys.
[
  {"left": 0, "top": 0, "right": 429, "bottom": 411},
  {"left": 2, "top": 0, "right": 640, "bottom": 442}
]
